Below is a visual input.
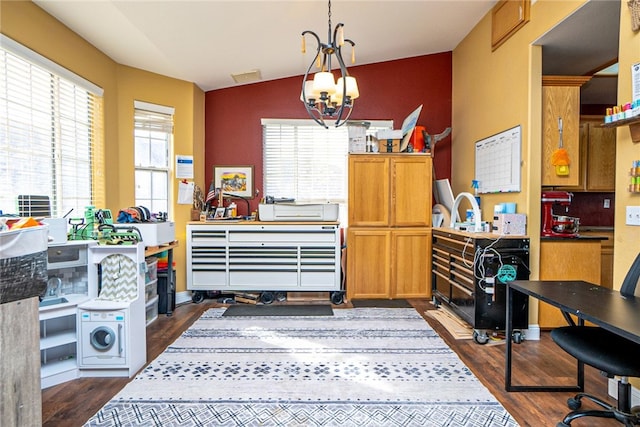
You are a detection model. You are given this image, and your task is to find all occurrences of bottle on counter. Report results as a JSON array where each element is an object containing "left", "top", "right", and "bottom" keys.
[{"left": 228, "top": 202, "right": 237, "bottom": 217}]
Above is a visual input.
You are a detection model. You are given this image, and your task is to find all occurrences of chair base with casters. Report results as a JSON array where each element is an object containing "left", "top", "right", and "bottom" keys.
[{"left": 551, "top": 326, "right": 640, "bottom": 426}]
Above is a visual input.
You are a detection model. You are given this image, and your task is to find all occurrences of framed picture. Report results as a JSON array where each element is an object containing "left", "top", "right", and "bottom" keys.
[
  {"left": 213, "top": 207, "right": 226, "bottom": 219},
  {"left": 213, "top": 165, "right": 254, "bottom": 199}
]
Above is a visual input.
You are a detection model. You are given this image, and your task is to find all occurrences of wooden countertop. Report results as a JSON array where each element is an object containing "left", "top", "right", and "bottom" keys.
[
  {"left": 541, "top": 235, "right": 606, "bottom": 241},
  {"left": 432, "top": 227, "right": 528, "bottom": 239}
]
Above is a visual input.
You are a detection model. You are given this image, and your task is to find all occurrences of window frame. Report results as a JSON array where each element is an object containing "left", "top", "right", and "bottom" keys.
[{"left": 0, "top": 34, "right": 104, "bottom": 217}]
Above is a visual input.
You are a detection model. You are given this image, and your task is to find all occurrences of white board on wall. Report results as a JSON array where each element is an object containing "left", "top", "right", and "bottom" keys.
[{"left": 474, "top": 125, "right": 521, "bottom": 194}]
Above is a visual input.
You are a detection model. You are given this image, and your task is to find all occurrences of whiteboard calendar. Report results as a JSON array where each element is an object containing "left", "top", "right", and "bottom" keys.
[{"left": 474, "top": 125, "right": 521, "bottom": 193}]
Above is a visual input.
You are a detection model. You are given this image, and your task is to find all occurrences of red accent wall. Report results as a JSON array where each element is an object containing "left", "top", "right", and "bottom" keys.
[{"left": 205, "top": 53, "right": 452, "bottom": 215}]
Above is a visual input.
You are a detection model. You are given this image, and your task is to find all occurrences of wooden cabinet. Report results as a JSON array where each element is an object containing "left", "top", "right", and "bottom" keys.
[
  {"left": 582, "top": 117, "right": 616, "bottom": 191},
  {"left": 347, "top": 154, "right": 432, "bottom": 300},
  {"left": 579, "top": 230, "right": 614, "bottom": 289},
  {"left": 541, "top": 76, "right": 591, "bottom": 187},
  {"left": 348, "top": 155, "right": 432, "bottom": 227},
  {"left": 556, "top": 117, "right": 616, "bottom": 192},
  {"left": 347, "top": 228, "right": 431, "bottom": 299},
  {"left": 538, "top": 239, "right": 602, "bottom": 328}
]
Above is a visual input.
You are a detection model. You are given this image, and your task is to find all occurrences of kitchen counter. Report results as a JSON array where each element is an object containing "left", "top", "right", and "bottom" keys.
[
  {"left": 432, "top": 227, "right": 528, "bottom": 239},
  {"left": 580, "top": 226, "right": 614, "bottom": 232},
  {"left": 541, "top": 234, "right": 607, "bottom": 241}
]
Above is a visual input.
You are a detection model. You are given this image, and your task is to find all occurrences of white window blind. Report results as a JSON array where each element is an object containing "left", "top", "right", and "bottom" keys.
[
  {"left": 262, "top": 119, "right": 391, "bottom": 225},
  {"left": 134, "top": 101, "right": 173, "bottom": 215},
  {"left": 0, "top": 35, "right": 104, "bottom": 217}
]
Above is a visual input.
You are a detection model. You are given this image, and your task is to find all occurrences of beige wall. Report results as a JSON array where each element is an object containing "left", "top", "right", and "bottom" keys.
[
  {"left": 0, "top": 0, "right": 205, "bottom": 293},
  {"left": 612, "top": 2, "right": 640, "bottom": 288},
  {"left": 453, "top": 0, "right": 637, "bottom": 323}
]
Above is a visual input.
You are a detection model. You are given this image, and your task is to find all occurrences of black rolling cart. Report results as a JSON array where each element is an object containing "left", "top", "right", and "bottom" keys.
[{"left": 432, "top": 229, "right": 530, "bottom": 344}]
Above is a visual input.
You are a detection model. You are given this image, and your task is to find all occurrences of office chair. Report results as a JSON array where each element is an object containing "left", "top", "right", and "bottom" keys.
[{"left": 551, "top": 253, "right": 640, "bottom": 426}]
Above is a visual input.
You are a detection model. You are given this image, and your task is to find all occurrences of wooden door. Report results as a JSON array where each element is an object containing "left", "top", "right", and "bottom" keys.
[
  {"left": 346, "top": 228, "right": 391, "bottom": 299},
  {"left": 348, "top": 155, "right": 389, "bottom": 227},
  {"left": 585, "top": 120, "right": 616, "bottom": 191},
  {"left": 392, "top": 228, "right": 431, "bottom": 298},
  {"left": 390, "top": 156, "right": 432, "bottom": 227},
  {"left": 541, "top": 76, "right": 590, "bottom": 187}
]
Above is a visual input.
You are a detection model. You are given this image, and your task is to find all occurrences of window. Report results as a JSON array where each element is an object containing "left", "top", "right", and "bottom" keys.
[
  {"left": 0, "top": 35, "right": 104, "bottom": 217},
  {"left": 134, "top": 101, "right": 173, "bottom": 215},
  {"left": 262, "top": 119, "right": 391, "bottom": 225}
]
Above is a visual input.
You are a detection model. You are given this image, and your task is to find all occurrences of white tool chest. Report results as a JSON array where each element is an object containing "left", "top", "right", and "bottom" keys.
[{"left": 187, "top": 222, "right": 341, "bottom": 292}]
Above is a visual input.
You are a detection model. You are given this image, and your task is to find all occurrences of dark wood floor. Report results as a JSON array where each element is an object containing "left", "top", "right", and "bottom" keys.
[{"left": 42, "top": 298, "right": 617, "bottom": 427}]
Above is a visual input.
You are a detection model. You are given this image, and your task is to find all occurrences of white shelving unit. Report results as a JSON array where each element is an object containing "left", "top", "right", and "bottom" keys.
[
  {"left": 39, "top": 241, "right": 95, "bottom": 389},
  {"left": 144, "top": 257, "right": 159, "bottom": 325}
]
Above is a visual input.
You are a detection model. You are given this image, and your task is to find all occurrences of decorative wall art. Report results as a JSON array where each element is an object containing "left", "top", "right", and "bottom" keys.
[{"left": 213, "top": 165, "right": 254, "bottom": 199}]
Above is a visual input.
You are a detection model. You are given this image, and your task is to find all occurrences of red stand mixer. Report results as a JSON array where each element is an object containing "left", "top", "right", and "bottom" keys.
[{"left": 541, "top": 191, "right": 580, "bottom": 237}]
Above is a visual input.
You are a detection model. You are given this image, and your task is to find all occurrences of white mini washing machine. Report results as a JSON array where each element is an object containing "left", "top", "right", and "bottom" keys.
[{"left": 79, "top": 309, "right": 127, "bottom": 366}]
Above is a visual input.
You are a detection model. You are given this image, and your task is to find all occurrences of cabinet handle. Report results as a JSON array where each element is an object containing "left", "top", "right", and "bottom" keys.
[
  {"left": 449, "top": 279, "right": 473, "bottom": 296},
  {"left": 451, "top": 269, "right": 474, "bottom": 286},
  {"left": 432, "top": 269, "right": 450, "bottom": 281}
]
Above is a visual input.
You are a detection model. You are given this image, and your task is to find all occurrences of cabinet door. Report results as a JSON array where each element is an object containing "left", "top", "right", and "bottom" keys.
[
  {"left": 585, "top": 121, "right": 616, "bottom": 191},
  {"left": 346, "top": 228, "right": 391, "bottom": 299},
  {"left": 392, "top": 228, "right": 431, "bottom": 298},
  {"left": 348, "top": 156, "right": 390, "bottom": 227},
  {"left": 541, "top": 77, "right": 589, "bottom": 186},
  {"left": 391, "top": 157, "right": 432, "bottom": 227},
  {"left": 539, "top": 240, "right": 601, "bottom": 328}
]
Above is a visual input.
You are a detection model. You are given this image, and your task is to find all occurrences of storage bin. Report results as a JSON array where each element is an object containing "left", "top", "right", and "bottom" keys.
[
  {"left": 145, "top": 257, "right": 158, "bottom": 283},
  {"left": 145, "top": 278, "right": 158, "bottom": 302},
  {"left": 145, "top": 299, "right": 158, "bottom": 325}
]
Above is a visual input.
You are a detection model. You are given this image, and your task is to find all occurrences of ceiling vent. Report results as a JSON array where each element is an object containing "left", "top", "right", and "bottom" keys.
[{"left": 231, "top": 69, "right": 262, "bottom": 84}]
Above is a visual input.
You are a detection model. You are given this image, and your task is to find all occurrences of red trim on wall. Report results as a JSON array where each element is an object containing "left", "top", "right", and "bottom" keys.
[{"left": 204, "top": 53, "right": 452, "bottom": 215}]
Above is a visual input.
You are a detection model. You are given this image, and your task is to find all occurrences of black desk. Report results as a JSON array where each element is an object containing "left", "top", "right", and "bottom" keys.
[{"left": 505, "top": 280, "right": 640, "bottom": 392}]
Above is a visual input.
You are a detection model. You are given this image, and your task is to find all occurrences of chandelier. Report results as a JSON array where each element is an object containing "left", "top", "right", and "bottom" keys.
[{"left": 300, "top": 0, "right": 359, "bottom": 128}]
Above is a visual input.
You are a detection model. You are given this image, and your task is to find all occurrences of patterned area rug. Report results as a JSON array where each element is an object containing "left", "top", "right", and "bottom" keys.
[{"left": 85, "top": 308, "right": 517, "bottom": 427}]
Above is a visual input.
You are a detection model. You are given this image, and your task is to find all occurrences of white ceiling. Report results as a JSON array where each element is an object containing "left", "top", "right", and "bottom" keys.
[{"left": 33, "top": 0, "right": 498, "bottom": 92}]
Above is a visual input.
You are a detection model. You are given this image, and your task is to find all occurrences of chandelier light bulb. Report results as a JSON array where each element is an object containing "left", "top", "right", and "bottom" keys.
[
  {"left": 337, "top": 76, "right": 359, "bottom": 99},
  {"left": 313, "top": 72, "right": 336, "bottom": 95},
  {"left": 300, "top": 80, "right": 320, "bottom": 103}
]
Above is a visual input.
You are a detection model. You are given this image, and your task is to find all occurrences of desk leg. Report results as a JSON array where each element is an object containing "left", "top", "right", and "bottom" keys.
[
  {"left": 504, "top": 284, "right": 583, "bottom": 392},
  {"left": 505, "top": 283, "right": 515, "bottom": 391}
]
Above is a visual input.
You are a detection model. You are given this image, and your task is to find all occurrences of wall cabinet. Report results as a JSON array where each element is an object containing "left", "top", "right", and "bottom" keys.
[
  {"left": 582, "top": 117, "right": 616, "bottom": 191},
  {"left": 348, "top": 155, "right": 432, "bottom": 227},
  {"left": 541, "top": 76, "right": 591, "bottom": 187},
  {"left": 346, "top": 154, "right": 432, "bottom": 300},
  {"left": 555, "top": 117, "right": 616, "bottom": 192}
]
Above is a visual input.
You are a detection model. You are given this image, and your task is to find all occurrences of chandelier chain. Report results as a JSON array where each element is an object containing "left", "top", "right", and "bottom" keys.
[{"left": 300, "top": 0, "right": 358, "bottom": 128}]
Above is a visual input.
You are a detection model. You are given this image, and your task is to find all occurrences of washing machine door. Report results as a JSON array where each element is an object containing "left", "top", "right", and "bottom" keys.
[{"left": 90, "top": 326, "right": 117, "bottom": 351}]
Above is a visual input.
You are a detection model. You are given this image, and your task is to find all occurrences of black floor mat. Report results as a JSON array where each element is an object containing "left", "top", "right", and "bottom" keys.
[
  {"left": 351, "top": 299, "right": 413, "bottom": 308},
  {"left": 222, "top": 304, "right": 334, "bottom": 317}
]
